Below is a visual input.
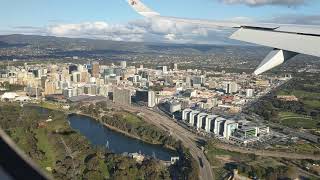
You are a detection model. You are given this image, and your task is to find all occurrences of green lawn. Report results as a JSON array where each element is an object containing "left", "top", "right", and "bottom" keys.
[
  {"left": 248, "top": 158, "right": 283, "bottom": 168},
  {"left": 10, "top": 127, "right": 31, "bottom": 151},
  {"left": 278, "top": 111, "right": 319, "bottom": 129},
  {"left": 277, "top": 90, "right": 320, "bottom": 99},
  {"left": 35, "top": 128, "right": 56, "bottom": 169},
  {"left": 121, "top": 112, "right": 143, "bottom": 125},
  {"left": 304, "top": 100, "right": 320, "bottom": 109},
  {"left": 277, "top": 90, "right": 320, "bottom": 109}
]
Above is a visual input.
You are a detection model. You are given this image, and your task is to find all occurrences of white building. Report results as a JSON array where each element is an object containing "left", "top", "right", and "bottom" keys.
[
  {"left": 205, "top": 115, "right": 218, "bottom": 133},
  {"left": 1, "top": 92, "right": 19, "bottom": 101},
  {"left": 148, "top": 91, "right": 156, "bottom": 108},
  {"left": 246, "top": 89, "right": 254, "bottom": 97},
  {"left": 214, "top": 117, "right": 226, "bottom": 136},
  {"left": 182, "top": 109, "right": 192, "bottom": 121},
  {"left": 197, "top": 113, "right": 207, "bottom": 129},
  {"left": 223, "top": 120, "right": 239, "bottom": 140},
  {"left": 162, "top": 66, "right": 168, "bottom": 74},
  {"left": 120, "top": 61, "right": 127, "bottom": 69},
  {"left": 189, "top": 110, "right": 200, "bottom": 126},
  {"left": 224, "top": 81, "right": 239, "bottom": 94}
]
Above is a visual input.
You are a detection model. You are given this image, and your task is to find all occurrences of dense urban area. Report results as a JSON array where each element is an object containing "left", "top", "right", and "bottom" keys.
[{"left": 0, "top": 34, "right": 320, "bottom": 180}]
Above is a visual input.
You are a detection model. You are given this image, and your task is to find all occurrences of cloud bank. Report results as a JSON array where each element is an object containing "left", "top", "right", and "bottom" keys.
[
  {"left": 2, "top": 14, "right": 319, "bottom": 45},
  {"left": 220, "top": 0, "right": 306, "bottom": 6},
  {"left": 6, "top": 19, "right": 236, "bottom": 45}
]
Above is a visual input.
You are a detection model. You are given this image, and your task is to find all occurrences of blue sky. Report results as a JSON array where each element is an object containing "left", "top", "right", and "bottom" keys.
[{"left": 0, "top": 0, "right": 319, "bottom": 44}]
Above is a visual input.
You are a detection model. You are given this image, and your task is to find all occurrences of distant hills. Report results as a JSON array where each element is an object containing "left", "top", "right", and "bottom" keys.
[{"left": 0, "top": 34, "right": 268, "bottom": 56}]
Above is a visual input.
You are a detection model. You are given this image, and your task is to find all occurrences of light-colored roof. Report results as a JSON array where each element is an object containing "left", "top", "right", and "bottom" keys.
[{"left": 1, "top": 92, "right": 18, "bottom": 99}]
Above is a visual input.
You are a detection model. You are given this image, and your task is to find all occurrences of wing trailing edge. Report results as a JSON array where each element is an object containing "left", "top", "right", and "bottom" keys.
[{"left": 127, "top": 0, "right": 320, "bottom": 75}]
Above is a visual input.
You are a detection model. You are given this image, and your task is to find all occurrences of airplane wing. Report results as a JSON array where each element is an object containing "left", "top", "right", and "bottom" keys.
[{"left": 127, "top": 0, "right": 320, "bottom": 75}]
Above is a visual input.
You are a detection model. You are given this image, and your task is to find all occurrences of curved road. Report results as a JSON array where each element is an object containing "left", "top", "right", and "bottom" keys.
[{"left": 112, "top": 103, "right": 214, "bottom": 180}]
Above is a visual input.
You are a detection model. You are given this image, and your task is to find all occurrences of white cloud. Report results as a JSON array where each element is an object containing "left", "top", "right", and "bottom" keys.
[
  {"left": 221, "top": 0, "right": 306, "bottom": 6},
  {"left": 46, "top": 21, "right": 146, "bottom": 42},
  {"left": 6, "top": 13, "right": 319, "bottom": 45},
  {"left": 34, "top": 19, "right": 237, "bottom": 44}
]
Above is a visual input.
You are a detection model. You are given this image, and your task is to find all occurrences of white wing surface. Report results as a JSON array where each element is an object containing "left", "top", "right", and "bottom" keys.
[{"left": 127, "top": 0, "right": 320, "bottom": 75}]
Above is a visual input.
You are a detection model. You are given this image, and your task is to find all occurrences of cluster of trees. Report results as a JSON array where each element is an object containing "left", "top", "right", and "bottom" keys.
[
  {"left": 1, "top": 103, "right": 183, "bottom": 180},
  {"left": 106, "top": 153, "right": 171, "bottom": 180},
  {"left": 227, "top": 163, "right": 298, "bottom": 180},
  {"left": 249, "top": 97, "right": 306, "bottom": 122},
  {"left": 0, "top": 81, "right": 25, "bottom": 92},
  {"left": 78, "top": 103, "right": 200, "bottom": 179},
  {"left": 169, "top": 144, "right": 199, "bottom": 180},
  {"left": 101, "top": 114, "right": 180, "bottom": 149},
  {"left": 247, "top": 75, "right": 320, "bottom": 123}
]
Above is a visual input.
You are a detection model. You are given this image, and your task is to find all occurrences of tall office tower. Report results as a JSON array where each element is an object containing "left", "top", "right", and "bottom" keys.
[
  {"left": 174, "top": 63, "right": 178, "bottom": 71},
  {"left": 72, "top": 71, "right": 81, "bottom": 83},
  {"left": 80, "top": 71, "right": 89, "bottom": 83},
  {"left": 185, "top": 76, "right": 192, "bottom": 88},
  {"left": 69, "top": 64, "right": 78, "bottom": 74},
  {"left": 246, "top": 89, "right": 254, "bottom": 97},
  {"left": 113, "top": 87, "right": 131, "bottom": 105},
  {"left": 92, "top": 61, "right": 100, "bottom": 78},
  {"left": 224, "top": 81, "right": 238, "bottom": 94},
  {"left": 120, "top": 61, "right": 127, "bottom": 69},
  {"left": 148, "top": 91, "right": 156, "bottom": 107},
  {"left": 162, "top": 66, "right": 168, "bottom": 73},
  {"left": 170, "top": 63, "right": 178, "bottom": 71},
  {"left": 135, "top": 89, "right": 148, "bottom": 102},
  {"left": 44, "top": 80, "right": 56, "bottom": 95}
]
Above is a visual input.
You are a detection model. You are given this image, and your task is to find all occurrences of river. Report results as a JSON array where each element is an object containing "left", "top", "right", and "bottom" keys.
[{"left": 26, "top": 106, "right": 176, "bottom": 161}]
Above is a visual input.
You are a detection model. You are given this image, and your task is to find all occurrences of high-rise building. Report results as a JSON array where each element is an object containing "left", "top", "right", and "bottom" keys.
[
  {"left": 192, "top": 76, "right": 205, "bottom": 87},
  {"left": 246, "top": 89, "right": 254, "bottom": 97},
  {"left": 162, "top": 66, "right": 168, "bottom": 73},
  {"left": 69, "top": 64, "right": 78, "bottom": 74},
  {"left": 185, "top": 76, "right": 192, "bottom": 88},
  {"left": 174, "top": 63, "right": 178, "bottom": 71},
  {"left": 72, "top": 71, "right": 81, "bottom": 83},
  {"left": 92, "top": 62, "right": 100, "bottom": 78},
  {"left": 120, "top": 61, "right": 127, "bottom": 69},
  {"left": 44, "top": 80, "right": 56, "bottom": 95},
  {"left": 135, "top": 89, "right": 148, "bottom": 102},
  {"left": 63, "top": 88, "right": 73, "bottom": 98},
  {"left": 148, "top": 91, "right": 156, "bottom": 107},
  {"left": 80, "top": 71, "right": 89, "bottom": 83},
  {"left": 224, "top": 82, "right": 238, "bottom": 94},
  {"left": 113, "top": 87, "right": 131, "bottom": 105}
]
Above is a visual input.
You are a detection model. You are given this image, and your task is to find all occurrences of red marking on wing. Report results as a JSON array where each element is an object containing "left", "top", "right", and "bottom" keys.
[{"left": 130, "top": 0, "right": 137, "bottom": 5}]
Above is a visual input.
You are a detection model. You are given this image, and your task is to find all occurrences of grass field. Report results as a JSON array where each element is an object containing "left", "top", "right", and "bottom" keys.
[
  {"left": 277, "top": 90, "right": 320, "bottom": 109},
  {"left": 120, "top": 112, "right": 143, "bottom": 125},
  {"left": 35, "top": 128, "right": 56, "bottom": 168},
  {"left": 278, "top": 111, "right": 319, "bottom": 129},
  {"left": 248, "top": 158, "right": 284, "bottom": 169},
  {"left": 39, "top": 101, "right": 63, "bottom": 111}
]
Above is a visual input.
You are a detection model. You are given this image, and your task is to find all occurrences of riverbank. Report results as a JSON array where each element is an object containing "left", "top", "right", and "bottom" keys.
[
  {"left": 71, "top": 112, "right": 178, "bottom": 151},
  {"left": 3, "top": 103, "right": 173, "bottom": 179},
  {"left": 27, "top": 102, "right": 178, "bottom": 151}
]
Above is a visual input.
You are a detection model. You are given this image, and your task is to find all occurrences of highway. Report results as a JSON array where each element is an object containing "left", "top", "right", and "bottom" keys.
[{"left": 111, "top": 103, "right": 214, "bottom": 180}]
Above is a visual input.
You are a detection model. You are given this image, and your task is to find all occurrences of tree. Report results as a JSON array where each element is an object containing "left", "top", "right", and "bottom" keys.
[{"left": 286, "top": 166, "right": 298, "bottom": 180}]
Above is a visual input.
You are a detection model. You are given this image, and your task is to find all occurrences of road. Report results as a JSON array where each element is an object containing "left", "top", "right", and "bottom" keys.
[
  {"left": 215, "top": 143, "right": 320, "bottom": 160},
  {"left": 112, "top": 103, "right": 214, "bottom": 180}
]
